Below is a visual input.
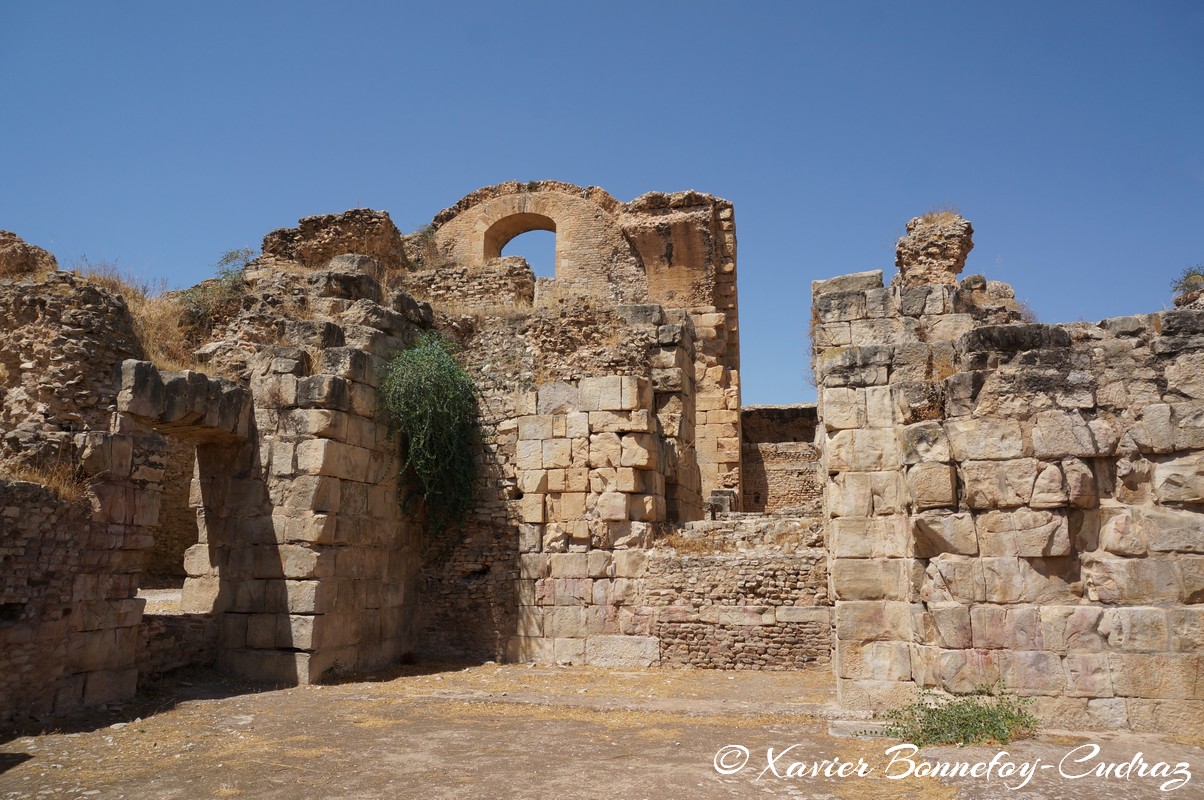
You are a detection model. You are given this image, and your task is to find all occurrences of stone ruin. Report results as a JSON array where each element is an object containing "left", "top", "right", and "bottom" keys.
[{"left": 0, "top": 184, "right": 1200, "bottom": 736}]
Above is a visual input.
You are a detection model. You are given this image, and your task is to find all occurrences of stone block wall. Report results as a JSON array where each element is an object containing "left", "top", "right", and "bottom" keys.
[
  {"left": 741, "top": 405, "right": 822, "bottom": 513},
  {"left": 144, "top": 438, "right": 197, "bottom": 576},
  {"left": 813, "top": 247, "right": 1204, "bottom": 732},
  {"left": 392, "top": 256, "right": 535, "bottom": 314},
  {"left": 508, "top": 515, "right": 831, "bottom": 669}
]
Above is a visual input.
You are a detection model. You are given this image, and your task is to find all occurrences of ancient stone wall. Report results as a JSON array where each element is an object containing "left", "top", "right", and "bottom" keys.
[
  {"left": 814, "top": 216, "right": 1204, "bottom": 733},
  {"left": 392, "top": 256, "right": 535, "bottom": 314},
  {"left": 508, "top": 515, "right": 830, "bottom": 668},
  {"left": 741, "top": 405, "right": 822, "bottom": 514},
  {"left": 144, "top": 439, "right": 197, "bottom": 576}
]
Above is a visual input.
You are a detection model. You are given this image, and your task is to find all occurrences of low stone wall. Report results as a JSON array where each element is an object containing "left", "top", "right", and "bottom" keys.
[
  {"left": 137, "top": 614, "right": 218, "bottom": 681},
  {"left": 0, "top": 480, "right": 147, "bottom": 723},
  {"left": 507, "top": 514, "right": 831, "bottom": 669}
]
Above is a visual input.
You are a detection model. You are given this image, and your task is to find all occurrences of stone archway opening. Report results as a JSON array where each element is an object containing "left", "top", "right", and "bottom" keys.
[
  {"left": 483, "top": 212, "right": 557, "bottom": 274},
  {"left": 501, "top": 229, "right": 556, "bottom": 278}
]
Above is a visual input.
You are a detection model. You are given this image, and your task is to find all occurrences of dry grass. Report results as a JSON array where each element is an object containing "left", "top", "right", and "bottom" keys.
[
  {"left": 1016, "top": 298, "right": 1040, "bottom": 323},
  {"left": 73, "top": 260, "right": 199, "bottom": 371},
  {"left": 918, "top": 206, "right": 962, "bottom": 225},
  {"left": 0, "top": 457, "right": 88, "bottom": 502}
]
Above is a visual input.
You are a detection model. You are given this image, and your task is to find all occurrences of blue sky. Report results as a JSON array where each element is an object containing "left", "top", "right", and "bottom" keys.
[{"left": 3, "top": 1, "right": 1201, "bottom": 404}]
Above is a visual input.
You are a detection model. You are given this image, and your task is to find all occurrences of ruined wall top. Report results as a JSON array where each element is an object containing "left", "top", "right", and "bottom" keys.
[{"left": 894, "top": 211, "right": 974, "bottom": 287}]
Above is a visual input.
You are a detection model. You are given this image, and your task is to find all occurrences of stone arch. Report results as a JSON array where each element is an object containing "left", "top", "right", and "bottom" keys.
[
  {"left": 483, "top": 212, "right": 556, "bottom": 262},
  {"left": 431, "top": 181, "right": 647, "bottom": 305}
]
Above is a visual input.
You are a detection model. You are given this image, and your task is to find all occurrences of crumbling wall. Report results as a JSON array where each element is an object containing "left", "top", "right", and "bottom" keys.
[
  {"left": 741, "top": 405, "right": 822, "bottom": 514},
  {"left": 144, "top": 438, "right": 197, "bottom": 576},
  {"left": 814, "top": 215, "right": 1204, "bottom": 733}
]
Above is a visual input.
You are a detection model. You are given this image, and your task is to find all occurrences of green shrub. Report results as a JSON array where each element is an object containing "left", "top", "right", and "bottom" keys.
[
  {"left": 1171, "top": 264, "right": 1204, "bottom": 299},
  {"left": 878, "top": 685, "right": 1038, "bottom": 746},
  {"left": 180, "top": 248, "right": 254, "bottom": 331},
  {"left": 379, "top": 333, "right": 481, "bottom": 541}
]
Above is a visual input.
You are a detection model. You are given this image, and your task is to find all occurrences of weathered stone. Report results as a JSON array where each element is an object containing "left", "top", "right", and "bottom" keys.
[
  {"left": 911, "top": 512, "right": 977, "bottom": 557},
  {"left": 945, "top": 418, "right": 1023, "bottom": 461},
  {"left": 895, "top": 213, "right": 973, "bottom": 286},
  {"left": 906, "top": 462, "right": 956, "bottom": 510},
  {"left": 962, "top": 458, "right": 1039, "bottom": 509}
]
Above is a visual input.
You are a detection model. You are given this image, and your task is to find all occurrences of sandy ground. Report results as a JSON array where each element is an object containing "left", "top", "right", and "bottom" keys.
[{"left": 1, "top": 664, "right": 1200, "bottom": 799}]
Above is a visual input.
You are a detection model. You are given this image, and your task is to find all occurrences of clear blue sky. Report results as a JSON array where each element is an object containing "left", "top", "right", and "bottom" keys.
[{"left": 3, "top": 1, "right": 1201, "bottom": 404}]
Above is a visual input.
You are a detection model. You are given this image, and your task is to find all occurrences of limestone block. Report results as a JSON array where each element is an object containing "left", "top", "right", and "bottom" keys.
[
  {"left": 1097, "top": 506, "right": 1145, "bottom": 556},
  {"left": 828, "top": 471, "right": 906, "bottom": 517},
  {"left": 1040, "top": 606, "right": 1105, "bottom": 652},
  {"left": 596, "top": 492, "right": 628, "bottom": 521},
  {"left": 961, "top": 459, "right": 1038, "bottom": 509},
  {"left": 517, "top": 414, "right": 555, "bottom": 441},
  {"left": 536, "top": 381, "right": 579, "bottom": 415},
  {"left": 1031, "top": 411, "right": 1118, "bottom": 459},
  {"left": 826, "top": 429, "right": 899, "bottom": 472},
  {"left": 938, "top": 649, "right": 1003, "bottom": 695},
  {"left": 578, "top": 376, "right": 624, "bottom": 412},
  {"left": 1062, "top": 653, "right": 1113, "bottom": 697},
  {"left": 1180, "top": 555, "right": 1204, "bottom": 602},
  {"left": 1109, "top": 654, "right": 1202, "bottom": 699},
  {"left": 969, "top": 605, "right": 1043, "bottom": 650},
  {"left": 822, "top": 387, "right": 865, "bottom": 431},
  {"left": 620, "top": 434, "right": 658, "bottom": 469},
  {"left": 544, "top": 606, "right": 586, "bottom": 638},
  {"left": 589, "top": 467, "right": 617, "bottom": 493},
  {"left": 566, "top": 467, "right": 589, "bottom": 492},
  {"left": 554, "top": 578, "right": 593, "bottom": 606},
  {"left": 516, "top": 440, "right": 543, "bottom": 471},
  {"left": 1100, "top": 607, "right": 1168, "bottom": 652},
  {"left": 516, "top": 607, "right": 543, "bottom": 637},
  {"left": 566, "top": 411, "right": 589, "bottom": 439},
  {"left": 907, "top": 462, "right": 957, "bottom": 510},
  {"left": 1003, "top": 650, "right": 1064, "bottom": 696},
  {"left": 589, "top": 410, "right": 653, "bottom": 433},
  {"left": 833, "top": 600, "right": 911, "bottom": 642},
  {"left": 584, "top": 635, "right": 660, "bottom": 667},
  {"left": 1168, "top": 608, "right": 1204, "bottom": 651},
  {"left": 814, "top": 290, "right": 867, "bottom": 323},
  {"left": 1081, "top": 555, "right": 1183, "bottom": 604},
  {"left": 504, "top": 636, "right": 554, "bottom": 664},
  {"left": 542, "top": 438, "right": 572, "bottom": 470},
  {"left": 553, "top": 637, "right": 586, "bottom": 665},
  {"left": 1030, "top": 462, "right": 1068, "bottom": 508},
  {"left": 864, "top": 386, "right": 894, "bottom": 428},
  {"left": 898, "top": 420, "right": 951, "bottom": 464},
  {"left": 1167, "top": 351, "right": 1204, "bottom": 399},
  {"left": 518, "top": 470, "right": 548, "bottom": 494},
  {"left": 613, "top": 550, "right": 647, "bottom": 578},
  {"left": 945, "top": 418, "right": 1023, "bottom": 461},
  {"left": 588, "top": 433, "right": 622, "bottom": 468},
  {"left": 982, "top": 556, "right": 1075, "bottom": 603},
  {"left": 920, "top": 603, "right": 972, "bottom": 649},
  {"left": 627, "top": 493, "right": 664, "bottom": 522},
  {"left": 835, "top": 677, "right": 918, "bottom": 713},
  {"left": 829, "top": 515, "right": 910, "bottom": 558},
  {"left": 1062, "top": 457, "right": 1097, "bottom": 508},
  {"left": 976, "top": 508, "right": 1070, "bottom": 557},
  {"left": 620, "top": 376, "right": 653, "bottom": 411},
  {"left": 586, "top": 550, "right": 613, "bottom": 579},
  {"left": 1154, "top": 454, "right": 1204, "bottom": 504},
  {"left": 831, "top": 558, "right": 917, "bottom": 601},
  {"left": 1125, "top": 699, "right": 1204, "bottom": 735},
  {"left": 519, "top": 493, "right": 545, "bottom": 524},
  {"left": 911, "top": 512, "right": 977, "bottom": 557},
  {"left": 921, "top": 555, "right": 985, "bottom": 604},
  {"left": 811, "top": 270, "right": 883, "bottom": 296},
  {"left": 1131, "top": 403, "right": 1176, "bottom": 454},
  {"left": 518, "top": 524, "right": 542, "bottom": 554},
  {"left": 837, "top": 640, "right": 913, "bottom": 681},
  {"left": 546, "top": 469, "right": 567, "bottom": 492}
]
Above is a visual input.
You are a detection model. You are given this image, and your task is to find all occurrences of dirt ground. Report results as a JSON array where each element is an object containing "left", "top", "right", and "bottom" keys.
[{"left": 1, "top": 664, "right": 1200, "bottom": 799}]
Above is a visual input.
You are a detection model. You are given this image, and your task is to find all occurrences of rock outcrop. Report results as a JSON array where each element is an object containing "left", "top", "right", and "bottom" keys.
[{"left": 895, "top": 211, "right": 974, "bottom": 286}]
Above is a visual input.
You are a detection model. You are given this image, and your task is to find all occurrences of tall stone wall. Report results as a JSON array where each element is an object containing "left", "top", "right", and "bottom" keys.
[{"left": 814, "top": 217, "right": 1204, "bottom": 733}]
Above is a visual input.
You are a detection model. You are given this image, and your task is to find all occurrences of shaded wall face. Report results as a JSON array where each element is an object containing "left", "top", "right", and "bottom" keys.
[
  {"left": 741, "top": 406, "right": 822, "bottom": 514},
  {"left": 814, "top": 270, "right": 1204, "bottom": 733}
]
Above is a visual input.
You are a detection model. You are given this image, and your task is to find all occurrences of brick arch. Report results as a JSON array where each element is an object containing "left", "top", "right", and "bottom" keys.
[
  {"left": 483, "top": 212, "right": 556, "bottom": 261},
  {"left": 431, "top": 181, "right": 646, "bottom": 304}
]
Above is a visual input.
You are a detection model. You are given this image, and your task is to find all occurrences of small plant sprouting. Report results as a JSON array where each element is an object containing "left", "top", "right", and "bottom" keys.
[
  {"left": 180, "top": 248, "right": 256, "bottom": 332},
  {"left": 875, "top": 684, "right": 1038, "bottom": 747}
]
